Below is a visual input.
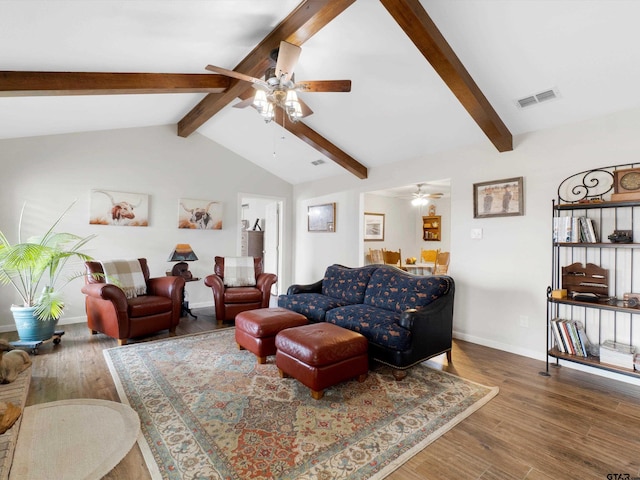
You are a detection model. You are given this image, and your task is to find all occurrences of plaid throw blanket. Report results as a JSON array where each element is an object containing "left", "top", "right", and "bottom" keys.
[
  {"left": 100, "top": 260, "right": 147, "bottom": 299},
  {"left": 223, "top": 257, "right": 256, "bottom": 287}
]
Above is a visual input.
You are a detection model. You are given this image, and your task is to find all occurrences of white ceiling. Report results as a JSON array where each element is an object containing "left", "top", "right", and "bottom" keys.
[{"left": 2, "top": 1, "right": 640, "bottom": 185}]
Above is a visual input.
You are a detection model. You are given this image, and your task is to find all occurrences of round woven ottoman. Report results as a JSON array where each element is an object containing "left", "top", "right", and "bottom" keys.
[
  {"left": 275, "top": 322, "right": 369, "bottom": 400},
  {"left": 235, "top": 307, "right": 308, "bottom": 364}
]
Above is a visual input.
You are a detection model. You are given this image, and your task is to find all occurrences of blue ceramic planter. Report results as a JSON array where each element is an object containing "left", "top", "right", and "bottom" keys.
[{"left": 11, "top": 305, "right": 58, "bottom": 342}]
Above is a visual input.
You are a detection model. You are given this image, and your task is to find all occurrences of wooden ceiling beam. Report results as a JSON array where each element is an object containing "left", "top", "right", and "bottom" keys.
[
  {"left": 177, "top": 0, "right": 356, "bottom": 138},
  {"left": 275, "top": 109, "right": 367, "bottom": 179},
  {"left": 380, "top": 0, "right": 513, "bottom": 152},
  {"left": 0, "top": 71, "right": 229, "bottom": 96}
]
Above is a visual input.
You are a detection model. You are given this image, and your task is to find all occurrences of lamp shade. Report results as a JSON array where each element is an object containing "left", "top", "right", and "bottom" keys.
[{"left": 168, "top": 244, "right": 198, "bottom": 262}]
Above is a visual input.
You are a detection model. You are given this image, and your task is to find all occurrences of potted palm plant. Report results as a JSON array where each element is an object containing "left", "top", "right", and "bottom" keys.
[{"left": 0, "top": 201, "right": 95, "bottom": 342}]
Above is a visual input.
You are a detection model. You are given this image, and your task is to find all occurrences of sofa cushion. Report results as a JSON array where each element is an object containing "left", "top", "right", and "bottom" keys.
[
  {"left": 364, "top": 267, "right": 452, "bottom": 313},
  {"left": 278, "top": 293, "right": 352, "bottom": 323},
  {"left": 320, "top": 264, "right": 377, "bottom": 304},
  {"left": 325, "top": 304, "right": 412, "bottom": 351}
]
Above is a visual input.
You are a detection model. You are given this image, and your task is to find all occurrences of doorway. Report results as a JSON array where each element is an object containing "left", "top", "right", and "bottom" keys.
[{"left": 240, "top": 195, "right": 284, "bottom": 295}]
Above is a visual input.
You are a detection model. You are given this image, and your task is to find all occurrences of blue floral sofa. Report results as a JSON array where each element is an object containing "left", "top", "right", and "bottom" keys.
[{"left": 278, "top": 264, "right": 455, "bottom": 378}]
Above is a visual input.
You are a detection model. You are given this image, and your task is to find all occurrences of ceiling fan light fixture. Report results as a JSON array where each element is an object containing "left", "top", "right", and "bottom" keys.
[
  {"left": 260, "top": 100, "right": 275, "bottom": 123},
  {"left": 411, "top": 197, "right": 429, "bottom": 206},
  {"left": 285, "top": 90, "right": 303, "bottom": 122},
  {"left": 253, "top": 90, "right": 268, "bottom": 112}
]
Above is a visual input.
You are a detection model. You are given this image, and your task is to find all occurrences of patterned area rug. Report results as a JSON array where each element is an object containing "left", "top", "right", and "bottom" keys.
[{"left": 104, "top": 329, "right": 498, "bottom": 480}]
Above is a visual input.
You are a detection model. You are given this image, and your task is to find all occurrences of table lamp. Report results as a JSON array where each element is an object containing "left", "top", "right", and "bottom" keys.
[{"left": 168, "top": 244, "right": 198, "bottom": 278}]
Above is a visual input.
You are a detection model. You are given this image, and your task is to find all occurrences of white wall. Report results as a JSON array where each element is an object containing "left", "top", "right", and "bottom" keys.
[
  {"left": 0, "top": 125, "right": 293, "bottom": 330},
  {"left": 292, "top": 106, "right": 640, "bottom": 385}
]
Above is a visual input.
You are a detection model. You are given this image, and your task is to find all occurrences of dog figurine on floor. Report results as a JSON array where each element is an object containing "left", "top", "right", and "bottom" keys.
[{"left": 0, "top": 339, "right": 31, "bottom": 384}]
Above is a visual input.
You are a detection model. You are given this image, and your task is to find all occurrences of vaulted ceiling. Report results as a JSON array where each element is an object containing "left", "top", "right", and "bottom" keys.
[{"left": 2, "top": 1, "right": 640, "bottom": 184}]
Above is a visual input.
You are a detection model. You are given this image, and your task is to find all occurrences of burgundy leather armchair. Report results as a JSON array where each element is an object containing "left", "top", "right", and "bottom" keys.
[
  {"left": 81, "top": 258, "right": 185, "bottom": 345},
  {"left": 204, "top": 256, "right": 277, "bottom": 325}
]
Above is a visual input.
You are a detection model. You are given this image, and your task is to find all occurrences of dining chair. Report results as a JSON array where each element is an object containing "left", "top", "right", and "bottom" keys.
[
  {"left": 368, "top": 248, "right": 384, "bottom": 264},
  {"left": 382, "top": 248, "right": 406, "bottom": 270},
  {"left": 434, "top": 251, "right": 450, "bottom": 274},
  {"left": 420, "top": 248, "right": 439, "bottom": 271}
]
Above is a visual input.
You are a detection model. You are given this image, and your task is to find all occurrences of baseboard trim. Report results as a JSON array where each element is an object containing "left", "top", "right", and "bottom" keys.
[{"left": 0, "top": 302, "right": 215, "bottom": 334}]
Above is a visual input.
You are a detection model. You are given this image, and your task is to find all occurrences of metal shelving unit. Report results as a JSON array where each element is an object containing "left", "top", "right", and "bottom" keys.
[{"left": 542, "top": 165, "right": 640, "bottom": 377}]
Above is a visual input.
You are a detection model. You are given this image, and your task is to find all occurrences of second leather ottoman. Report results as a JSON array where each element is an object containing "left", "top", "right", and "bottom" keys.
[
  {"left": 235, "top": 307, "right": 308, "bottom": 364},
  {"left": 275, "top": 322, "right": 369, "bottom": 400}
]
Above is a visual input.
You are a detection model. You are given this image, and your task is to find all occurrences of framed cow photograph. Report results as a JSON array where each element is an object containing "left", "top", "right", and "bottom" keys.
[
  {"left": 178, "top": 198, "right": 223, "bottom": 230},
  {"left": 89, "top": 189, "right": 149, "bottom": 226}
]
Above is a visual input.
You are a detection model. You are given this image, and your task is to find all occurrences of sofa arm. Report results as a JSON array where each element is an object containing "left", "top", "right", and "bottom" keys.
[
  {"left": 204, "top": 274, "right": 225, "bottom": 320},
  {"left": 147, "top": 276, "right": 185, "bottom": 300},
  {"left": 256, "top": 273, "right": 278, "bottom": 307},
  {"left": 81, "top": 283, "right": 128, "bottom": 311},
  {"left": 397, "top": 294, "right": 454, "bottom": 342},
  {"left": 286, "top": 279, "right": 323, "bottom": 295}
]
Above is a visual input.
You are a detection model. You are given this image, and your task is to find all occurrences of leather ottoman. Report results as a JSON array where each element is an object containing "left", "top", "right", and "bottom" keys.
[
  {"left": 235, "top": 307, "right": 308, "bottom": 364},
  {"left": 275, "top": 323, "right": 369, "bottom": 400}
]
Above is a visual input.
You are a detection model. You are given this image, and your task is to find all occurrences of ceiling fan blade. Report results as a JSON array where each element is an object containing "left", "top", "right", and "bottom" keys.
[
  {"left": 295, "top": 80, "right": 352, "bottom": 93},
  {"left": 233, "top": 97, "right": 255, "bottom": 109},
  {"left": 274, "top": 41, "right": 301, "bottom": 83},
  {"left": 205, "top": 65, "right": 270, "bottom": 90}
]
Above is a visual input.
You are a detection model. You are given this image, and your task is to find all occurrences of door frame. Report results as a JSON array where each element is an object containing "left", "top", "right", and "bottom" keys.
[{"left": 238, "top": 193, "right": 286, "bottom": 295}]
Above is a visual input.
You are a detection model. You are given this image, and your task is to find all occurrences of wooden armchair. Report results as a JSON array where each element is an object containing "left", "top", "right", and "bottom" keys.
[
  {"left": 81, "top": 258, "right": 185, "bottom": 345},
  {"left": 204, "top": 256, "right": 277, "bottom": 325}
]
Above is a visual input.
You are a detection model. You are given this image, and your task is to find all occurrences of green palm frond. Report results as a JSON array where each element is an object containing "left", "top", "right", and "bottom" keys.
[{"left": 0, "top": 201, "right": 95, "bottom": 320}]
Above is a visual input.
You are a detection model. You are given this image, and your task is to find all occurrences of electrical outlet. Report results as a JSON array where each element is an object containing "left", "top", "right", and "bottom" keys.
[
  {"left": 519, "top": 315, "right": 529, "bottom": 328},
  {"left": 471, "top": 228, "right": 483, "bottom": 239}
]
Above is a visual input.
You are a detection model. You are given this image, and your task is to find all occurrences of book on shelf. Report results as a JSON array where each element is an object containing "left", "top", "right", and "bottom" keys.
[
  {"left": 550, "top": 318, "right": 567, "bottom": 353},
  {"left": 553, "top": 216, "right": 598, "bottom": 243},
  {"left": 579, "top": 217, "right": 598, "bottom": 243},
  {"left": 560, "top": 320, "right": 576, "bottom": 355},
  {"left": 574, "top": 320, "right": 595, "bottom": 356},
  {"left": 599, "top": 340, "right": 636, "bottom": 369},
  {"left": 552, "top": 319, "right": 576, "bottom": 355},
  {"left": 550, "top": 319, "right": 593, "bottom": 357}
]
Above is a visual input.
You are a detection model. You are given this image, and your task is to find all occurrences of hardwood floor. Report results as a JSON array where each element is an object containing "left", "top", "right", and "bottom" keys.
[{"left": 5, "top": 309, "right": 640, "bottom": 480}]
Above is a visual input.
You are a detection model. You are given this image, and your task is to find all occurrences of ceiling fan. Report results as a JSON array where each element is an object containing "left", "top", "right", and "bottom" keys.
[
  {"left": 410, "top": 183, "right": 443, "bottom": 205},
  {"left": 206, "top": 40, "right": 351, "bottom": 123}
]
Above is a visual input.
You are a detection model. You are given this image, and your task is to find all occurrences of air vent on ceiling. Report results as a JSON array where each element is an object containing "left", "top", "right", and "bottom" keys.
[
  {"left": 516, "top": 88, "right": 560, "bottom": 109},
  {"left": 311, "top": 159, "right": 326, "bottom": 166}
]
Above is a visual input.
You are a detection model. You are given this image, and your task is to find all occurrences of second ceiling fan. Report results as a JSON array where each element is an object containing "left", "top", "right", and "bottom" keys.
[{"left": 206, "top": 40, "right": 351, "bottom": 123}]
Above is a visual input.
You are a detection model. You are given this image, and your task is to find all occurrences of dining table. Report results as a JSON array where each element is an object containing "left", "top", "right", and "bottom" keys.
[{"left": 403, "top": 263, "right": 434, "bottom": 275}]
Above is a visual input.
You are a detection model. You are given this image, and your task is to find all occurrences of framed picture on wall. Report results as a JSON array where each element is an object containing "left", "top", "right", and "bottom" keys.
[
  {"left": 364, "top": 212, "right": 385, "bottom": 241},
  {"left": 89, "top": 189, "right": 149, "bottom": 227},
  {"left": 308, "top": 203, "right": 336, "bottom": 232},
  {"left": 179, "top": 198, "right": 223, "bottom": 229},
  {"left": 473, "top": 176, "right": 524, "bottom": 218}
]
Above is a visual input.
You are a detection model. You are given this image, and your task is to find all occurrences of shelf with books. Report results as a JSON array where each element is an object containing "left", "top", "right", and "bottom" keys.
[
  {"left": 543, "top": 165, "right": 640, "bottom": 379},
  {"left": 548, "top": 347, "right": 638, "bottom": 377}
]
